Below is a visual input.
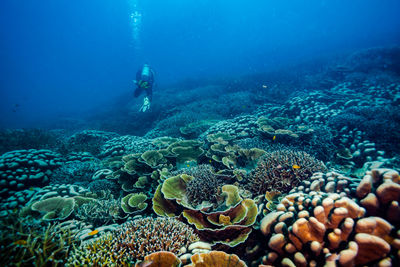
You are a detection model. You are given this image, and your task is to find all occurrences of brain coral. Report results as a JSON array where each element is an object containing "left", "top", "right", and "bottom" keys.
[
  {"left": 246, "top": 149, "right": 327, "bottom": 197},
  {"left": 67, "top": 217, "right": 199, "bottom": 265},
  {"left": 0, "top": 149, "right": 62, "bottom": 197}
]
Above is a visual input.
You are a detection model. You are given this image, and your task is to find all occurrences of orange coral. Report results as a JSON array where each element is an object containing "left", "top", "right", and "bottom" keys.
[{"left": 186, "top": 251, "right": 246, "bottom": 267}]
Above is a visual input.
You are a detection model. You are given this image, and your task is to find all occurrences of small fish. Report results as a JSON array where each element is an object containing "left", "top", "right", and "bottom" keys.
[
  {"left": 292, "top": 164, "right": 301, "bottom": 169},
  {"left": 186, "top": 164, "right": 190, "bottom": 167},
  {"left": 14, "top": 240, "right": 27, "bottom": 246},
  {"left": 272, "top": 136, "right": 276, "bottom": 141},
  {"left": 262, "top": 85, "right": 268, "bottom": 88},
  {"left": 88, "top": 229, "right": 99, "bottom": 236},
  {"left": 209, "top": 159, "right": 212, "bottom": 163}
]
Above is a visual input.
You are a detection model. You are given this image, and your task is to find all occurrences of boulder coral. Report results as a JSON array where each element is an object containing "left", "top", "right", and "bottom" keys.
[
  {"left": 258, "top": 169, "right": 400, "bottom": 267},
  {"left": 0, "top": 149, "right": 62, "bottom": 197},
  {"left": 356, "top": 168, "right": 400, "bottom": 225}
]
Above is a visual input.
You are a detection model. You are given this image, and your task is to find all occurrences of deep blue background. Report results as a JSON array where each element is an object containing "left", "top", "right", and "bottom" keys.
[{"left": 1, "top": 0, "right": 400, "bottom": 128}]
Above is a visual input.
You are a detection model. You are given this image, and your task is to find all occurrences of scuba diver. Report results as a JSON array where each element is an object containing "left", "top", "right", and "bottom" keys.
[{"left": 134, "top": 64, "right": 155, "bottom": 112}]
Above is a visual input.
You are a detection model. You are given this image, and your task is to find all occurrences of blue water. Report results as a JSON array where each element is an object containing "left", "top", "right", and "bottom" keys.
[{"left": 1, "top": 0, "right": 399, "bottom": 128}]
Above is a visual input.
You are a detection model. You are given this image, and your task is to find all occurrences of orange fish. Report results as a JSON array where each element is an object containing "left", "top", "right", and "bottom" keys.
[
  {"left": 88, "top": 229, "right": 99, "bottom": 236},
  {"left": 292, "top": 165, "right": 301, "bottom": 169}
]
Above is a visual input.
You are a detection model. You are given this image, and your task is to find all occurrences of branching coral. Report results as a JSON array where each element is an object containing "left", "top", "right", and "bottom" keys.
[
  {"left": 246, "top": 149, "right": 327, "bottom": 197},
  {"left": 76, "top": 198, "right": 123, "bottom": 227},
  {"left": 67, "top": 217, "right": 199, "bottom": 265},
  {"left": 185, "top": 165, "right": 222, "bottom": 208}
]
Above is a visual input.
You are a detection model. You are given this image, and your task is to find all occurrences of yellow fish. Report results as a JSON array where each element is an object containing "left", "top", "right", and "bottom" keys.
[
  {"left": 88, "top": 229, "right": 99, "bottom": 236},
  {"left": 292, "top": 165, "right": 301, "bottom": 169},
  {"left": 14, "top": 240, "right": 27, "bottom": 246},
  {"left": 272, "top": 136, "right": 276, "bottom": 141}
]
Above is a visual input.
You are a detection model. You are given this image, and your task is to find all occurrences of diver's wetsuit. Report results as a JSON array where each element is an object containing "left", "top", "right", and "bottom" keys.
[{"left": 134, "top": 65, "right": 155, "bottom": 101}]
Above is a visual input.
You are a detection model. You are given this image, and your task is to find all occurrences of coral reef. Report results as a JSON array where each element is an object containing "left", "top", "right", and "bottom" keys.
[{"left": 1, "top": 46, "right": 400, "bottom": 267}]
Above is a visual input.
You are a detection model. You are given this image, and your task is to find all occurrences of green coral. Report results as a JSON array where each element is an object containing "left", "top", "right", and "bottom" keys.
[
  {"left": 121, "top": 193, "right": 148, "bottom": 214},
  {"left": 152, "top": 174, "right": 257, "bottom": 247},
  {"left": 31, "top": 196, "right": 75, "bottom": 220}
]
